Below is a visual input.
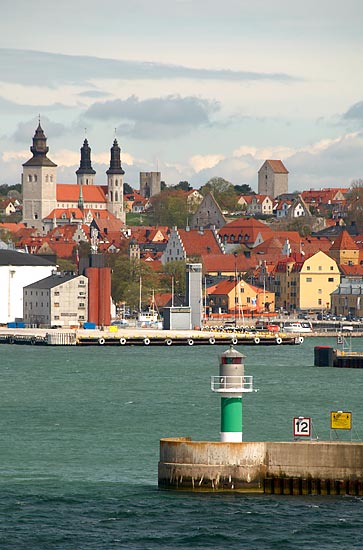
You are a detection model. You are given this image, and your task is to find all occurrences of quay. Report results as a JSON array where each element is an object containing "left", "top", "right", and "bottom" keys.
[
  {"left": 158, "top": 438, "right": 363, "bottom": 495},
  {"left": 158, "top": 345, "right": 363, "bottom": 495},
  {"left": 315, "top": 345, "right": 363, "bottom": 368},
  {"left": 0, "top": 327, "right": 304, "bottom": 346}
]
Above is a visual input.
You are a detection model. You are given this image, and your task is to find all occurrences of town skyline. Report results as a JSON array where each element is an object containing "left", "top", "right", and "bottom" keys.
[{"left": 0, "top": 0, "right": 362, "bottom": 191}]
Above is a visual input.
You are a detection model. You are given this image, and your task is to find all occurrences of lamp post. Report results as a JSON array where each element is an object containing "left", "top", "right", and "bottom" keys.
[{"left": 234, "top": 252, "right": 238, "bottom": 326}]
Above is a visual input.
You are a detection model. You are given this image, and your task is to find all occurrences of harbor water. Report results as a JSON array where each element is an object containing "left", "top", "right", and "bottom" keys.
[{"left": 1, "top": 338, "right": 363, "bottom": 549}]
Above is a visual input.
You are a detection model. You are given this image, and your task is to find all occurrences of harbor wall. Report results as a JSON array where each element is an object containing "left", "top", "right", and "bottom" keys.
[{"left": 158, "top": 438, "right": 363, "bottom": 494}]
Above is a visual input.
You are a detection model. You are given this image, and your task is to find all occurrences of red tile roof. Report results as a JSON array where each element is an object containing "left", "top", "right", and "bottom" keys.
[
  {"left": 178, "top": 229, "right": 224, "bottom": 256},
  {"left": 329, "top": 230, "right": 359, "bottom": 251},
  {"left": 57, "top": 184, "right": 107, "bottom": 202},
  {"left": 265, "top": 160, "right": 289, "bottom": 173},
  {"left": 202, "top": 253, "right": 255, "bottom": 273}
]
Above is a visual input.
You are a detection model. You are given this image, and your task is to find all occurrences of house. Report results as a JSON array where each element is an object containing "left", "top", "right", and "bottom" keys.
[
  {"left": 258, "top": 160, "right": 289, "bottom": 198},
  {"left": 201, "top": 253, "right": 256, "bottom": 279},
  {"left": 161, "top": 227, "right": 225, "bottom": 264},
  {"left": 286, "top": 195, "right": 311, "bottom": 218},
  {"left": 273, "top": 250, "right": 340, "bottom": 312},
  {"left": 219, "top": 218, "right": 274, "bottom": 248},
  {"left": 0, "top": 249, "right": 56, "bottom": 324},
  {"left": 0, "top": 198, "right": 17, "bottom": 217},
  {"left": 246, "top": 195, "right": 273, "bottom": 217},
  {"left": 23, "top": 271, "right": 88, "bottom": 328},
  {"left": 328, "top": 230, "right": 360, "bottom": 267},
  {"left": 331, "top": 278, "right": 363, "bottom": 318},
  {"left": 207, "top": 278, "right": 275, "bottom": 315},
  {"left": 190, "top": 192, "right": 226, "bottom": 229}
]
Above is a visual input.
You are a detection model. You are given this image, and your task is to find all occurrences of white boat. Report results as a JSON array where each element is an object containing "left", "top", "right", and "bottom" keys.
[{"left": 284, "top": 322, "right": 312, "bottom": 333}]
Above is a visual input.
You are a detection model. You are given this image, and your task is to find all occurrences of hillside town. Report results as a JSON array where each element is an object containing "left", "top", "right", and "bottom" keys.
[{"left": 1, "top": 122, "right": 363, "bottom": 328}]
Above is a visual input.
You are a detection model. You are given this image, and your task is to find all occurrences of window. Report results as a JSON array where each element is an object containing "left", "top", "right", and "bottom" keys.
[
  {"left": 78, "top": 303, "right": 85, "bottom": 309},
  {"left": 34, "top": 174, "right": 37, "bottom": 182},
  {"left": 318, "top": 289, "right": 322, "bottom": 294},
  {"left": 307, "top": 266, "right": 311, "bottom": 271},
  {"left": 318, "top": 299, "right": 322, "bottom": 305},
  {"left": 54, "top": 316, "right": 60, "bottom": 320},
  {"left": 54, "top": 291, "right": 60, "bottom": 296},
  {"left": 306, "top": 277, "right": 312, "bottom": 282},
  {"left": 247, "top": 297, "right": 251, "bottom": 304},
  {"left": 54, "top": 302, "right": 60, "bottom": 307},
  {"left": 45, "top": 175, "right": 49, "bottom": 182},
  {"left": 79, "top": 280, "right": 85, "bottom": 286},
  {"left": 328, "top": 277, "right": 334, "bottom": 282},
  {"left": 28, "top": 175, "right": 32, "bottom": 182},
  {"left": 318, "top": 266, "right": 322, "bottom": 271},
  {"left": 330, "top": 266, "right": 334, "bottom": 270}
]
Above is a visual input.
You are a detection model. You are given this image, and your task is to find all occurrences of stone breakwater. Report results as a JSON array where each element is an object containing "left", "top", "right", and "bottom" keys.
[{"left": 158, "top": 438, "right": 363, "bottom": 495}]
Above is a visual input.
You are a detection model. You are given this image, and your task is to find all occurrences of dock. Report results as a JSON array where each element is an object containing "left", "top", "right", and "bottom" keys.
[{"left": 0, "top": 327, "right": 304, "bottom": 346}]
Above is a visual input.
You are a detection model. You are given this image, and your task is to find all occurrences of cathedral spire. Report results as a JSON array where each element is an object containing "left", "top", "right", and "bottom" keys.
[
  {"left": 106, "top": 138, "right": 125, "bottom": 175},
  {"left": 76, "top": 138, "right": 96, "bottom": 185},
  {"left": 23, "top": 122, "right": 57, "bottom": 167}
]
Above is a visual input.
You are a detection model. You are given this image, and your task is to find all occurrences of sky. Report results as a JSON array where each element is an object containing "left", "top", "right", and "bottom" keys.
[{"left": 0, "top": 0, "right": 363, "bottom": 193}]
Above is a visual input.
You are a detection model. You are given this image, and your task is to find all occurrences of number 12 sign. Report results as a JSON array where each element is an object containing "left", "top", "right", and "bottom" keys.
[{"left": 293, "top": 417, "right": 311, "bottom": 437}]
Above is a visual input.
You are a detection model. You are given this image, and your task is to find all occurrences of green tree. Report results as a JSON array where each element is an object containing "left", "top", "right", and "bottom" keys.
[
  {"left": 106, "top": 254, "right": 159, "bottom": 311},
  {"left": 123, "top": 182, "right": 133, "bottom": 194},
  {"left": 200, "top": 177, "right": 237, "bottom": 211},
  {"left": 160, "top": 260, "right": 186, "bottom": 296},
  {"left": 149, "top": 189, "right": 189, "bottom": 227},
  {"left": 234, "top": 184, "right": 255, "bottom": 195},
  {"left": 173, "top": 181, "right": 192, "bottom": 191}
]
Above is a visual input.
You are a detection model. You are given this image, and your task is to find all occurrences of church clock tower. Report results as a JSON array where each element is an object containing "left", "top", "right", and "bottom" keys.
[
  {"left": 22, "top": 122, "right": 57, "bottom": 232},
  {"left": 106, "top": 138, "right": 125, "bottom": 222}
]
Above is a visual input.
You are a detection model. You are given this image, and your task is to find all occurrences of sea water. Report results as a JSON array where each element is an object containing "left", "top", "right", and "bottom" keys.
[{"left": 1, "top": 338, "right": 363, "bottom": 549}]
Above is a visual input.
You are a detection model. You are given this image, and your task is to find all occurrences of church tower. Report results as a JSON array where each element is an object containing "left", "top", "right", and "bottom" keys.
[
  {"left": 76, "top": 139, "right": 96, "bottom": 185},
  {"left": 106, "top": 138, "right": 125, "bottom": 222},
  {"left": 22, "top": 122, "right": 57, "bottom": 232}
]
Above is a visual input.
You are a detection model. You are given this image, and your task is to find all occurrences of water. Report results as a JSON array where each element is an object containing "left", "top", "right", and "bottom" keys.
[{"left": 1, "top": 338, "right": 363, "bottom": 549}]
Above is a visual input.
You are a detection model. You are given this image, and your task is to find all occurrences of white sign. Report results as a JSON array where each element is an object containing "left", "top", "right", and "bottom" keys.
[{"left": 293, "top": 416, "right": 311, "bottom": 437}]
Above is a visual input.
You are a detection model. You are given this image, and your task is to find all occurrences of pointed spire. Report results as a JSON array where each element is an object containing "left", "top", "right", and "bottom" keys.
[
  {"left": 76, "top": 138, "right": 96, "bottom": 176},
  {"left": 106, "top": 138, "right": 125, "bottom": 175},
  {"left": 23, "top": 121, "right": 57, "bottom": 167}
]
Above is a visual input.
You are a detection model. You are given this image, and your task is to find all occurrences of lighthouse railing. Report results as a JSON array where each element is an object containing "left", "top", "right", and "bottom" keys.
[{"left": 211, "top": 375, "right": 254, "bottom": 393}]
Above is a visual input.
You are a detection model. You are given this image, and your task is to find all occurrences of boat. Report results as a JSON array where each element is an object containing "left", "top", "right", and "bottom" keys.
[{"left": 284, "top": 322, "right": 312, "bottom": 333}]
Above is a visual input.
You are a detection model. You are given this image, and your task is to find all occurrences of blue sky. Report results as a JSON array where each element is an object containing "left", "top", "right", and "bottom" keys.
[{"left": 0, "top": 0, "right": 362, "bottom": 192}]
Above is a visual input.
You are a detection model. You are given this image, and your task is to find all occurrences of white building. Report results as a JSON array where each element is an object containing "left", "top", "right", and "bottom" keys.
[
  {"left": 0, "top": 250, "right": 56, "bottom": 324},
  {"left": 23, "top": 272, "right": 88, "bottom": 328}
]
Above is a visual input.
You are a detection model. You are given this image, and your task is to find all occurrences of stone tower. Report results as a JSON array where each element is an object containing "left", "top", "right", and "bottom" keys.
[
  {"left": 258, "top": 160, "right": 288, "bottom": 198},
  {"left": 22, "top": 122, "right": 57, "bottom": 232},
  {"left": 76, "top": 139, "right": 96, "bottom": 185},
  {"left": 106, "top": 139, "right": 125, "bottom": 223},
  {"left": 140, "top": 172, "right": 161, "bottom": 198}
]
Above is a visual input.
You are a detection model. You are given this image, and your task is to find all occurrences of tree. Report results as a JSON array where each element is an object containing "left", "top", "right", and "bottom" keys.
[
  {"left": 149, "top": 188, "right": 189, "bottom": 227},
  {"left": 173, "top": 181, "right": 192, "bottom": 191},
  {"left": 123, "top": 182, "right": 133, "bottom": 194},
  {"left": 160, "top": 260, "right": 186, "bottom": 296},
  {"left": 106, "top": 253, "right": 159, "bottom": 311},
  {"left": 234, "top": 184, "right": 255, "bottom": 195},
  {"left": 345, "top": 179, "right": 363, "bottom": 224},
  {"left": 199, "top": 177, "right": 237, "bottom": 211}
]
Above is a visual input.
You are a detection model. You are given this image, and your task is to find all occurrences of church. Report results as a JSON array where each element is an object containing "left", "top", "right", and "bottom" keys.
[{"left": 22, "top": 123, "right": 126, "bottom": 233}]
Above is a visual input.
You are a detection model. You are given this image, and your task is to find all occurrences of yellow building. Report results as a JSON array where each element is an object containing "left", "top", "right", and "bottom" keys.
[
  {"left": 274, "top": 250, "right": 340, "bottom": 311},
  {"left": 208, "top": 278, "right": 275, "bottom": 315}
]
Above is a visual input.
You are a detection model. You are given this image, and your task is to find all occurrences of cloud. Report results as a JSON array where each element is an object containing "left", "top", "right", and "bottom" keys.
[
  {"left": 12, "top": 117, "right": 69, "bottom": 143},
  {"left": 189, "top": 154, "right": 225, "bottom": 173},
  {"left": 0, "top": 95, "right": 70, "bottom": 115},
  {"left": 187, "top": 132, "right": 363, "bottom": 190},
  {"left": 77, "top": 90, "right": 111, "bottom": 98},
  {"left": 342, "top": 101, "right": 363, "bottom": 121},
  {"left": 84, "top": 95, "right": 219, "bottom": 139},
  {"left": 0, "top": 48, "right": 299, "bottom": 88}
]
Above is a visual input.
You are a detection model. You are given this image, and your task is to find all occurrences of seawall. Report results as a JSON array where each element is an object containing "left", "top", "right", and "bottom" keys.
[{"left": 158, "top": 438, "right": 363, "bottom": 494}]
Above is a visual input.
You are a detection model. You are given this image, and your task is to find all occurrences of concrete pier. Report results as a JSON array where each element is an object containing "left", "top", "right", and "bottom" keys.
[{"left": 158, "top": 438, "right": 363, "bottom": 494}]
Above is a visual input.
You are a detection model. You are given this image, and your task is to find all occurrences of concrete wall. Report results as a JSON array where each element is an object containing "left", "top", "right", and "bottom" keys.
[{"left": 159, "top": 437, "right": 363, "bottom": 493}]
